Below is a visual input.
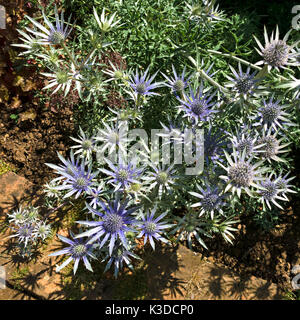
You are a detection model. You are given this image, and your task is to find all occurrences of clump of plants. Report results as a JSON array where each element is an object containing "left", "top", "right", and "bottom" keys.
[
  {"left": 8, "top": 1, "right": 300, "bottom": 278},
  {"left": 7, "top": 205, "right": 52, "bottom": 257}
]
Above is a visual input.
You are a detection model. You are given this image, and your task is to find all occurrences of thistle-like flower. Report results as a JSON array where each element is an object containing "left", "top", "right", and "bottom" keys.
[
  {"left": 229, "top": 126, "right": 263, "bottom": 158},
  {"left": 7, "top": 206, "right": 28, "bottom": 225},
  {"left": 225, "top": 63, "right": 259, "bottom": 99},
  {"left": 93, "top": 7, "right": 121, "bottom": 33},
  {"left": 170, "top": 212, "right": 208, "bottom": 249},
  {"left": 219, "top": 148, "right": 266, "bottom": 197},
  {"left": 11, "top": 29, "right": 42, "bottom": 55},
  {"left": 258, "top": 177, "right": 288, "bottom": 210},
  {"left": 102, "top": 60, "right": 128, "bottom": 82},
  {"left": 143, "top": 163, "right": 178, "bottom": 196},
  {"left": 185, "top": 0, "right": 225, "bottom": 26},
  {"left": 100, "top": 158, "right": 143, "bottom": 191},
  {"left": 253, "top": 26, "right": 299, "bottom": 71},
  {"left": 126, "top": 181, "right": 151, "bottom": 203},
  {"left": 47, "top": 156, "right": 97, "bottom": 199},
  {"left": 10, "top": 224, "right": 35, "bottom": 248},
  {"left": 137, "top": 207, "right": 173, "bottom": 249},
  {"left": 161, "top": 65, "right": 189, "bottom": 94},
  {"left": 41, "top": 67, "right": 75, "bottom": 97},
  {"left": 253, "top": 97, "right": 294, "bottom": 130},
  {"left": 190, "top": 183, "right": 226, "bottom": 218},
  {"left": 33, "top": 221, "right": 52, "bottom": 241},
  {"left": 95, "top": 121, "right": 129, "bottom": 156},
  {"left": 177, "top": 83, "right": 217, "bottom": 124},
  {"left": 25, "top": 6, "right": 73, "bottom": 45},
  {"left": 128, "top": 67, "right": 161, "bottom": 100},
  {"left": 272, "top": 171, "right": 296, "bottom": 200},
  {"left": 25, "top": 206, "right": 40, "bottom": 223},
  {"left": 256, "top": 127, "right": 290, "bottom": 162},
  {"left": 102, "top": 241, "right": 140, "bottom": 278},
  {"left": 86, "top": 183, "right": 104, "bottom": 209},
  {"left": 60, "top": 166, "right": 96, "bottom": 199},
  {"left": 76, "top": 197, "right": 138, "bottom": 255},
  {"left": 49, "top": 233, "right": 95, "bottom": 274},
  {"left": 70, "top": 126, "right": 96, "bottom": 160}
]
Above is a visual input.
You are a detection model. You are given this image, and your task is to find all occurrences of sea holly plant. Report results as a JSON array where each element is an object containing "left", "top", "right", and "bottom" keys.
[
  {"left": 7, "top": 2, "right": 299, "bottom": 278},
  {"left": 7, "top": 206, "right": 52, "bottom": 257}
]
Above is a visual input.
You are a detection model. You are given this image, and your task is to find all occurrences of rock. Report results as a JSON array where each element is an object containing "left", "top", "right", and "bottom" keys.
[{"left": 0, "top": 171, "right": 34, "bottom": 215}]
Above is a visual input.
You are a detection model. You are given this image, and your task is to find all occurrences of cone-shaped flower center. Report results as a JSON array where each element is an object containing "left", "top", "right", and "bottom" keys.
[
  {"left": 228, "top": 161, "right": 254, "bottom": 187},
  {"left": 136, "top": 83, "right": 147, "bottom": 94},
  {"left": 258, "top": 136, "right": 279, "bottom": 158},
  {"left": 38, "top": 225, "right": 47, "bottom": 234},
  {"left": 76, "top": 177, "right": 88, "bottom": 188},
  {"left": 108, "top": 132, "right": 119, "bottom": 144},
  {"left": 261, "top": 103, "right": 280, "bottom": 124},
  {"left": 190, "top": 99, "right": 206, "bottom": 116},
  {"left": 82, "top": 139, "right": 93, "bottom": 150},
  {"left": 114, "top": 70, "right": 123, "bottom": 79},
  {"left": 49, "top": 31, "right": 65, "bottom": 45},
  {"left": 156, "top": 171, "right": 168, "bottom": 184},
  {"left": 144, "top": 221, "right": 157, "bottom": 234},
  {"left": 263, "top": 40, "right": 290, "bottom": 67},
  {"left": 236, "top": 138, "right": 253, "bottom": 156},
  {"left": 236, "top": 76, "right": 254, "bottom": 94},
  {"left": 118, "top": 169, "right": 130, "bottom": 182},
  {"left": 261, "top": 181, "right": 277, "bottom": 200},
  {"left": 173, "top": 80, "right": 185, "bottom": 92},
  {"left": 72, "top": 244, "right": 87, "bottom": 258},
  {"left": 56, "top": 71, "right": 69, "bottom": 84},
  {"left": 19, "top": 225, "right": 33, "bottom": 237},
  {"left": 202, "top": 193, "right": 219, "bottom": 211},
  {"left": 130, "top": 183, "right": 141, "bottom": 192},
  {"left": 103, "top": 213, "right": 124, "bottom": 233},
  {"left": 15, "top": 213, "right": 25, "bottom": 222}
]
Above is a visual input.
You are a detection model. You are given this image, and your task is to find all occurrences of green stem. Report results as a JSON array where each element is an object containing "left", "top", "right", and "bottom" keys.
[
  {"left": 61, "top": 41, "right": 78, "bottom": 68},
  {"left": 188, "top": 55, "right": 228, "bottom": 94},
  {"left": 79, "top": 48, "right": 96, "bottom": 70},
  {"left": 207, "top": 49, "right": 262, "bottom": 71},
  {"left": 79, "top": 31, "right": 105, "bottom": 70},
  {"left": 136, "top": 93, "right": 142, "bottom": 108}
]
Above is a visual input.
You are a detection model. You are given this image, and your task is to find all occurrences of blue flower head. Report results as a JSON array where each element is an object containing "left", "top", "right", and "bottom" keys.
[
  {"left": 101, "top": 158, "right": 143, "bottom": 191},
  {"left": 129, "top": 67, "right": 161, "bottom": 97},
  {"left": 25, "top": 6, "right": 73, "bottom": 45},
  {"left": 10, "top": 223, "right": 35, "bottom": 248},
  {"left": 190, "top": 183, "right": 226, "bottom": 219},
  {"left": 86, "top": 183, "right": 104, "bottom": 209},
  {"left": 225, "top": 63, "right": 259, "bottom": 98},
  {"left": 254, "top": 96, "right": 293, "bottom": 131},
  {"left": 76, "top": 196, "right": 138, "bottom": 256},
  {"left": 49, "top": 232, "right": 95, "bottom": 274},
  {"left": 178, "top": 83, "right": 218, "bottom": 124},
  {"left": 102, "top": 241, "right": 140, "bottom": 278},
  {"left": 137, "top": 206, "right": 173, "bottom": 250},
  {"left": 161, "top": 65, "right": 189, "bottom": 94}
]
